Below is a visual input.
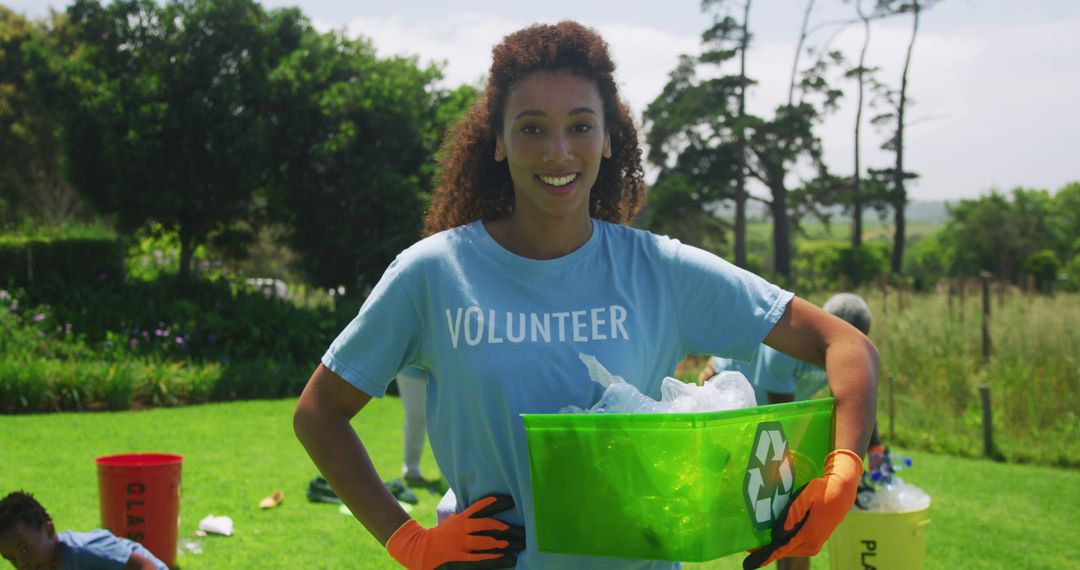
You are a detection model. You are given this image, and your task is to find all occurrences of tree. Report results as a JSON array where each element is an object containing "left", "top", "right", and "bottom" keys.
[
  {"left": 264, "top": 22, "right": 474, "bottom": 292},
  {"left": 1051, "top": 181, "right": 1080, "bottom": 256},
  {"left": 0, "top": 7, "right": 84, "bottom": 225},
  {"left": 940, "top": 188, "right": 1056, "bottom": 282},
  {"left": 645, "top": 1, "right": 843, "bottom": 279},
  {"left": 888, "top": 0, "right": 921, "bottom": 274},
  {"left": 869, "top": 0, "right": 942, "bottom": 275},
  {"left": 732, "top": 0, "right": 752, "bottom": 268},
  {"left": 847, "top": 0, "right": 875, "bottom": 247},
  {"left": 29, "top": 0, "right": 295, "bottom": 281},
  {"left": 643, "top": 14, "right": 748, "bottom": 258}
]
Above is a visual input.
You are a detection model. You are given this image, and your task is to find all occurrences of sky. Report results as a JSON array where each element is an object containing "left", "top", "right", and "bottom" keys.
[{"left": 8, "top": 0, "right": 1079, "bottom": 203}]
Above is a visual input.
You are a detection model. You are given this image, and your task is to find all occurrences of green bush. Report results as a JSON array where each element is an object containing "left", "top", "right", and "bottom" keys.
[
  {"left": 794, "top": 240, "right": 892, "bottom": 289},
  {"left": 0, "top": 354, "right": 234, "bottom": 413},
  {"left": 0, "top": 287, "right": 321, "bottom": 413},
  {"left": 19, "top": 275, "right": 337, "bottom": 365},
  {"left": 0, "top": 235, "right": 124, "bottom": 288},
  {"left": 1022, "top": 249, "right": 1060, "bottom": 291},
  {"left": 818, "top": 242, "right": 891, "bottom": 288},
  {"left": 1064, "top": 253, "right": 1080, "bottom": 292},
  {"left": 124, "top": 223, "right": 233, "bottom": 282}
]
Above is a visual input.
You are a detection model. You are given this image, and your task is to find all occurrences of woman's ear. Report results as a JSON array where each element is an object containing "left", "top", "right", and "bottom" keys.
[
  {"left": 495, "top": 136, "right": 506, "bottom": 162},
  {"left": 602, "top": 132, "right": 612, "bottom": 159}
]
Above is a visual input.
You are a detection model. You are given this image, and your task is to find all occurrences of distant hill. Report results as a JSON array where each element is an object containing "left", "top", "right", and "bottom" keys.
[{"left": 905, "top": 200, "right": 949, "bottom": 223}]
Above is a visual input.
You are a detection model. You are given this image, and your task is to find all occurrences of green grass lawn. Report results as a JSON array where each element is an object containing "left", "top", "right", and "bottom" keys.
[{"left": 2, "top": 398, "right": 1077, "bottom": 569}]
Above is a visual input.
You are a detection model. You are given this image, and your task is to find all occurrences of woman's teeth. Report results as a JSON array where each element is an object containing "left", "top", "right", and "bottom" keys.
[{"left": 539, "top": 174, "right": 577, "bottom": 186}]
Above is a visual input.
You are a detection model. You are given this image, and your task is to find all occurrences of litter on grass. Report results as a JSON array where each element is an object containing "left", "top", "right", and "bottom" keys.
[
  {"left": 198, "top": 514, "right": 234, "bottom": 536},
  {"left": 259, "top": 489, "right": 284, "bottom": 509},
  {"left": 179, "top": 538, "right": 203, "bottom": 555}
]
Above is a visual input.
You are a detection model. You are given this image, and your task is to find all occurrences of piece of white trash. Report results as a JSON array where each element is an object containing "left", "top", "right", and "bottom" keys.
[{"left": 198, "top": 514, "right": 234, "bottom": 536}]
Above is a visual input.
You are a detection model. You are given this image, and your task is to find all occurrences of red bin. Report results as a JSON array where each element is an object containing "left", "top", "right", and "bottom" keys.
[{"left": 96, "top": 453, "right": 182, "bottom": 568}]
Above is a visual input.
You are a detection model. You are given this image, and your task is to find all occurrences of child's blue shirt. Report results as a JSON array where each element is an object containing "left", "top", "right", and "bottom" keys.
[{"left": 58, "top": 529, "right": 167, "bottom": 569}]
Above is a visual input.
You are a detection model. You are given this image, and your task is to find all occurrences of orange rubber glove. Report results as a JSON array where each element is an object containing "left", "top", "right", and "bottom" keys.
[
  {"left": 743, "top": 449, "right": 863, "bottom": 569},
  {"left": 387, "top": 494, "right": 525, "bottom": 570}
]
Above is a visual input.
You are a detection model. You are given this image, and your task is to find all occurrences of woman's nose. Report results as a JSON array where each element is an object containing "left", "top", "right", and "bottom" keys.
[{"left": 543, "top": 133, "right": 573, "bottom": 161}]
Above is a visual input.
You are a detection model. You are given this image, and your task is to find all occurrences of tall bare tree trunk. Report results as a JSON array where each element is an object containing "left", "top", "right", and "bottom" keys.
[
  {"left": 788, "top": 0, "right": 817, "bottom": 106},
  {"left": 852, "top": 0, "right": 870, "bottom": 247},
  {"left": 891, "top": 0, "right": 920, "bottom": 274},
  {"left": 178, "top": 225, "right": 194, "bottom": 283},
  {"left": 734, "top": 0, "right": 753, "bottom": 268},
  {"left": 771, "top": 178, "right": 792, "bottom": 279}
]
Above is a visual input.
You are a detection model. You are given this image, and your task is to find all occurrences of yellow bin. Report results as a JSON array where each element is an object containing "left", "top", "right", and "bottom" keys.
[{"left": 827, "top": 507, "right": 930, "bottom": 570}]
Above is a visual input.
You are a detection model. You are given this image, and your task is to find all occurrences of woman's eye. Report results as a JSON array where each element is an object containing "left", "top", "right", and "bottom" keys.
[
  {"left": 572, "top": 122, "right": 593, "bottom": 133},
  {"left": 521, "top": 125, "right": 542, "bottom": 135}
]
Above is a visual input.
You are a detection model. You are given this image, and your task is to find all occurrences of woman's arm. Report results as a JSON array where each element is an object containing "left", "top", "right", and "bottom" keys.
[
  {"left": 293, "top": 364, "right": 410, "bottom": 545},
  {"left": 762, "top": 296, "right": 879, "bottom": 454}
]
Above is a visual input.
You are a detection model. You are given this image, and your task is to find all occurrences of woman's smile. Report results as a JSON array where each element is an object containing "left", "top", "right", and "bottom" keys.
[{"left": 536, "top": 173, "right": 579, "bottom": 194}]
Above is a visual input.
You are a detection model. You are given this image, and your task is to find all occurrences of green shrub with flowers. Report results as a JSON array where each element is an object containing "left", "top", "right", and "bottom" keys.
[
  {"left": 0, "top": 287, "right": 220, "bottom": 412},
  {"left": 1, "top": 267, "right": 348, "bottom": 412},
  {"left": 0, "top": 221, "right": 365, "bottom": 413}
]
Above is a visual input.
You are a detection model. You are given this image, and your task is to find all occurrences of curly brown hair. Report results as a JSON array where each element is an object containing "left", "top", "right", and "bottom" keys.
[{"left": 423, "top": 21, "right": 646, "bottom": 235}]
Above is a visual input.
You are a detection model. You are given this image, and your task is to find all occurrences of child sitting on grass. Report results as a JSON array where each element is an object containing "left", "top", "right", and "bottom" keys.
[{"left": 0, "top": 491, "right": 166, "bottom": 570}]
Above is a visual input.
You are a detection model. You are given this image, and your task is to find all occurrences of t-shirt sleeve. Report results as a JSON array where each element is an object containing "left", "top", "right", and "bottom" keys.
[
  {"left": 663, "top": 240, "right": 793, "bottom": 361},
  {"left": 61, "top": 531, "right": 131, "bottom": 569},
  {"left": 321, "top": 255, "right": 425, "bottom": 398}
]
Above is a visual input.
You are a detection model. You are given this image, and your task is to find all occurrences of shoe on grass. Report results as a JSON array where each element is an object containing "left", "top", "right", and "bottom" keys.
[
  {"left": 384, "top": 478, "right": 419, "bottom": 505},
  {"left": 403, "top": 475, "right": 442, "bottom": 489},
  {"left": 307, "top": 477, "right": 343, "bottom": 504}
]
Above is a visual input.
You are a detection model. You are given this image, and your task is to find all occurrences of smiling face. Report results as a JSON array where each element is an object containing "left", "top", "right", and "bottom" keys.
[
  {"left": 0, "top": 521, "right": 57, "bottom": 570},
  {"left": 495, "top": 69, "right": 612, "bottom": 225}
]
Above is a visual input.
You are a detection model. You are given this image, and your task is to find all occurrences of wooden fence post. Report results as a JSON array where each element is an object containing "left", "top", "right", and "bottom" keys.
[
  {"left": 947, "top": 278, "right": 954, "bottom": 317},
  {"left": 980, "top": 384, "right": 994, "bottom": 458},
  {"left": 888, "top": 374, "right": 895, "bottom": 441},
  {"left": 981, "top": 272, "right": 992, "bottom": 367},
  {"left": 959, "top": 277, "right": 966, "bottom": 323},
  {"left": 880, "top": 273, "right": 888, "bottom": 316}
]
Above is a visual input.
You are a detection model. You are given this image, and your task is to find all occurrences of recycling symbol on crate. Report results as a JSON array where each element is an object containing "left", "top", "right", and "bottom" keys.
[{"left": 743, "top": 421, "right": 795, "bottom": 531}]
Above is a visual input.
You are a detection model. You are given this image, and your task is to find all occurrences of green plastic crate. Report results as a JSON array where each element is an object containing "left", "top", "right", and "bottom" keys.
[{"left": 523, "top": 398, "right": 835, "bottom": 562}]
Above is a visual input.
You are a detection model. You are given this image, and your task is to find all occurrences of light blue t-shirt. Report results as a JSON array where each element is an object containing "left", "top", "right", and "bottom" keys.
[
  {"left": 712, "top": 345, "right": 828, "bottom": 404},
  {"left": 58, "top": 529, "right": 167, "bottom": 570},
  {"left": 323, "top": 219, "right": 793, "bottom": 569}
]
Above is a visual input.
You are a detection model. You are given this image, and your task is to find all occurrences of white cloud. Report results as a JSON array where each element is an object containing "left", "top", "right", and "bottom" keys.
[
  {"left": 589, "top": 23, "right": 700, "bottom": 118},
  {"left": 325, "top": 13, "right": 523, "bottom": 89}
]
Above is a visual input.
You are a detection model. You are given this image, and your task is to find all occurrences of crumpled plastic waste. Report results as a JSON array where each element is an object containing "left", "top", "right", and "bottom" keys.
[
  {"left": 563, "top": 353, "right": 757, "bottom": 414},
  {"left": 855, "top": 449, "right": 931, "bottom": 513},
  {"left": 858, "top": 477, "right": 931, "bottom": 512},
  {"left": 198, "top": 514, "right": 234, "bottom": 536},
  {"left": 179, "top": 538, "right": 203, "bottom": 555}
]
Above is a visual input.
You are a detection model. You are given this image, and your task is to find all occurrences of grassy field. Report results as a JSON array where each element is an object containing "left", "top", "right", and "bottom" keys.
[
  {"left": 824, "top": 288, "right": 1078, "bottom": 468},
  {"left": 675, "top": 290, "right": 1079, "bottom": 469},
  {"left": 2, "top": 398, "right": 1076, "bottom": 569}
]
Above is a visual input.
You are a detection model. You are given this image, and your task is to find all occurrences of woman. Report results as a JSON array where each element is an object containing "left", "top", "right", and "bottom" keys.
[{"left": 293, "top": 21, "right": 878, "bottom": 570}]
